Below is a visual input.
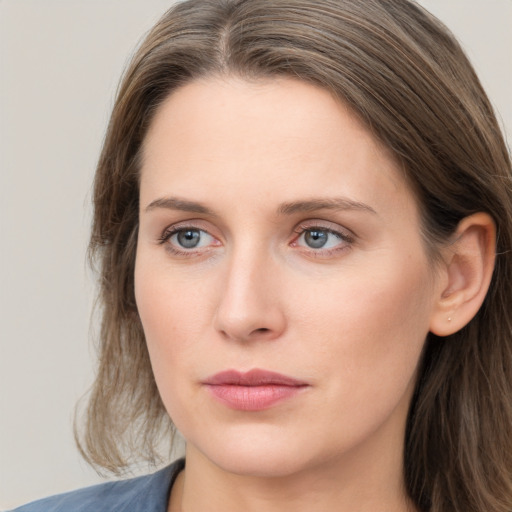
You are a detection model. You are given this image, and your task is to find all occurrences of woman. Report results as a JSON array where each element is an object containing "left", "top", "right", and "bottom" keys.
[{"left": 13, "top": 0, "right": 512, "bottom": 511}]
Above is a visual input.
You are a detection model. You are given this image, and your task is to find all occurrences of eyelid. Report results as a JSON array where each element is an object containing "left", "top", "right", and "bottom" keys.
[
  {"left": 159, "top": 226, "right": 213, "bottom": 245},
  {"left": 156, "top": 218, "right": 355, "bottom": 258},
  {"left": 158, "top": 219, "right": 219, "bottom": 241},
  {"left": 157, "top": 220, "right": 222, "bottom": 257},
  {"left": 290, "top": 219, "right": 356, "bottom": 256},
  {"left": 293, "top": 219, "right": 355, "bottom": 241}
]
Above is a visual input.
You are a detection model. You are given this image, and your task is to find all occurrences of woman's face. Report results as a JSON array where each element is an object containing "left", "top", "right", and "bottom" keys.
[{"left": 135, "top": 77, "right": 442, "bottom": 479}]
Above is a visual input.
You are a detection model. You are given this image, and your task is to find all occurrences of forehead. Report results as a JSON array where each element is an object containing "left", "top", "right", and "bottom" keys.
[
  {"left": 143, "top": 76, "right": 389, "bottom": 165},
  {"left": 139, "top": 76, "right": 415, "bottom": 221}
]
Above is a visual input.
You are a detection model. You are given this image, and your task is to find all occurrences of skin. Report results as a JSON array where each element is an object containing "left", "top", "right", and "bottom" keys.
[{"left": 135, "top": 76, "right": 447, "bottom": 512}]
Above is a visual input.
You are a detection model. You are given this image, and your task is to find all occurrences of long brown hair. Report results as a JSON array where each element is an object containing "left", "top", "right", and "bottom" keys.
[{"left": 77, "top": 1, "right": 512, "bottom": 510}]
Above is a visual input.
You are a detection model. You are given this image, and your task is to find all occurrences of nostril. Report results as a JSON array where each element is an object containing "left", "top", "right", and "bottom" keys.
[{"left": 253, "top": 327, "right": 270, "bottom": 334}]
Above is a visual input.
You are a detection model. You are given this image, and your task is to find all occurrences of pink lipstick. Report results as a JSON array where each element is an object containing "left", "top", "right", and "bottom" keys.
[{"left": 203, "top": 369, "right": 309, "bottom": 411}]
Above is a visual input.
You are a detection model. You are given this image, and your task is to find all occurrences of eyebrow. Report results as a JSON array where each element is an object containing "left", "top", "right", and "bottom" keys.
[
  {"left": 144, "top": 196, "right": 377, "bottom": 216},
  {"left": 145, "top": 197, "right": 215, "bottom": 215},
  {"left": 278, "top": 198, "right": 377, "bottom": 216}
]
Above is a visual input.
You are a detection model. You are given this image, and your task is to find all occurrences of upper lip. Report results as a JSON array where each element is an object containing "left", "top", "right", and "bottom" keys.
[{"left": 203, "top": 369, "right": 308, "bottom": 387}]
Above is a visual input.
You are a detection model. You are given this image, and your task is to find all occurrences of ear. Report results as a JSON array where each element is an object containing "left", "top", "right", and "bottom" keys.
[{"left": 429, "top": 212, "right": 496, "bottom": 337}]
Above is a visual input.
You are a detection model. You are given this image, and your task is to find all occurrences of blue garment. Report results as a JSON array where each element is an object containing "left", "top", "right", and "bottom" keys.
[{"left": 10, "top": 459, "right": 184, "bottom": 512}]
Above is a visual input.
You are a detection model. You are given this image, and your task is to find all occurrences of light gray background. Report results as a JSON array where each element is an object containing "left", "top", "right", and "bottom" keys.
[{"left": 1, "top": 0, "right": 511, "bottom": 509}]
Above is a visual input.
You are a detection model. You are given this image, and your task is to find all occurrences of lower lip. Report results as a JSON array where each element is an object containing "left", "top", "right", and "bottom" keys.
[{"left": 205, "top": 384, "right": 305, "bottom": 411}]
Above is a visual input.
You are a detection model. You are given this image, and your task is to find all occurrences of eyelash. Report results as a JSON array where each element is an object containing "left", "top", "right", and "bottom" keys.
[
  {"left": 157, "top": 224, "right": 218, "bottom": 257},
  {"left": 291, "top": 223, "right": 354, "bottom": 257},
  {"left": 157, "top": 222, "right": 354, "bottom": 258}
]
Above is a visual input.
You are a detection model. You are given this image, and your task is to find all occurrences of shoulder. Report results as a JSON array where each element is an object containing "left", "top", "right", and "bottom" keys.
[{"left": 9, "top": 459, "right": 185, "bottom": 512}]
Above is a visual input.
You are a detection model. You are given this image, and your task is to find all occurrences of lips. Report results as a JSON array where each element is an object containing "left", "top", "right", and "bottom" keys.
[{"left": 203, "top": 369, "right": 309, "bottom": 411}]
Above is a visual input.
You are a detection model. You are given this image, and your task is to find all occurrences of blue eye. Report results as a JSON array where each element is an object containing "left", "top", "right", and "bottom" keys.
[
  {"left": 303, "top": 229, "right": 329, "bottom": 249},
  {"left": 296, "top": 228, "right": 348, "bottom": 250},
  {"left": 161, "top": 228, "right": 216, "bottom": 252},
  {"left": 174, "top": 229, "right": 202, "bottom": 248}
]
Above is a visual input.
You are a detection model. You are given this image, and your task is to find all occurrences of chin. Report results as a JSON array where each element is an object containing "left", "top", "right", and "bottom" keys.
[
  {"left": 212, "top": 450, "right": 311, "bottom": 479},
  {"left": 188, "top": 426, "right": 324, "bottom": 479}
]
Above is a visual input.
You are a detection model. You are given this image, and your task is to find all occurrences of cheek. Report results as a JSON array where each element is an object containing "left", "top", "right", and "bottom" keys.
[
  {"left": 134, "top": 256, "right": 205, "bottom": 379},
  {"left": 134, "top": 259, "right": 210, "bottom": 428},
  {"left": 293, "top": 253, "right": 434, "bottom": 399},
  {"left": 135, "top": 252, "right": 211, "bottom": 339}
]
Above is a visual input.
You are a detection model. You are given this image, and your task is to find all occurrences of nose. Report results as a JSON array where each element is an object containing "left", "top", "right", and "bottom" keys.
[{"left": 213, "top": 248, "right": 287, "bottom": 343}]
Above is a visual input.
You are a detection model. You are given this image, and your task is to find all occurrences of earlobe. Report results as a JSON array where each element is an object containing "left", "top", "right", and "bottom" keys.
[{"left": 429, "top": 213, "right": 496, "bottom": 337}]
